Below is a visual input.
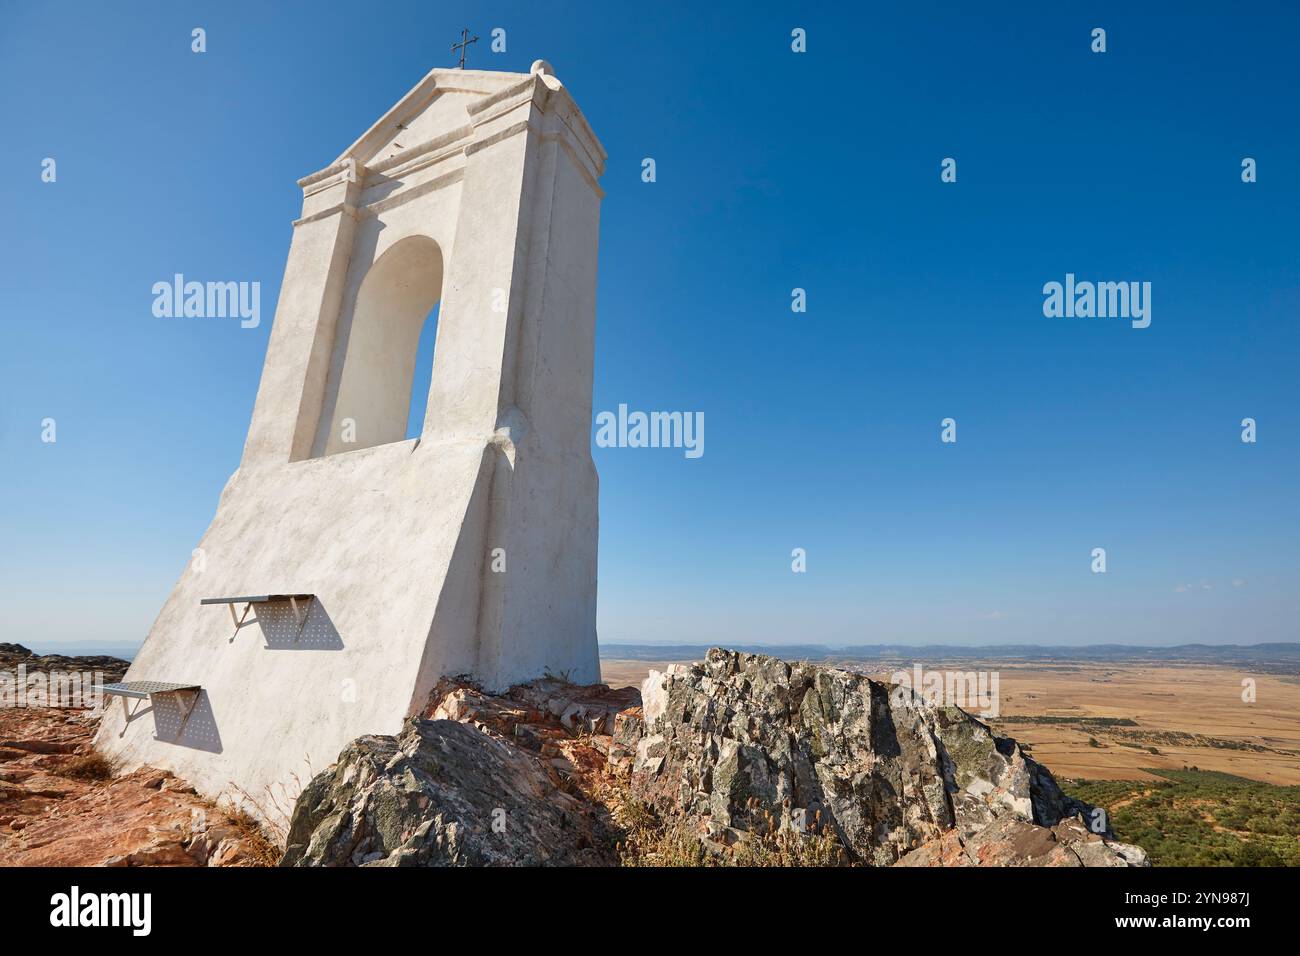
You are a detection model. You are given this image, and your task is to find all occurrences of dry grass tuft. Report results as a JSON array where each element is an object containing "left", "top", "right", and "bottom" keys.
[
  {"left": 57, "top": 751, "right": 116, "bottom": 782},
  {"left": 225, "top": 807, "right": 282, "bottom": 867},
  {"left": 607, "top": 784, "right": 847, "bottom": 867}
]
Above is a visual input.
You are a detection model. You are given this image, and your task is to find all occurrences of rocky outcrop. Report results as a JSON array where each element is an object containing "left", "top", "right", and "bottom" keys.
[
  {"left": 3, "top": 648, "right": 1149, "bottom": 868},
  {"left": 282, "top": 648, "right": 1147, "bottom": 867},
  {"left": 629, "top": 649, "right": 1147, "bottom": 866},
  {"left": 280, "top": 678, "right": 634, "bottom": 866}
]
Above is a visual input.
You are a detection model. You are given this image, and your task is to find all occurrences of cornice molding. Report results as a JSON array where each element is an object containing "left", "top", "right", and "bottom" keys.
[
  {"left": 294, "top": 66, "right": 606, "bottom": 212},
  {"left": 291, "top": 201, "right": 360, "bottom": 228}
]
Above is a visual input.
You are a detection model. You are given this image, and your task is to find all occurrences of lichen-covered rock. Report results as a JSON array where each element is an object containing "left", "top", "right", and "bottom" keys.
[
  {"left": 629, "top": 648, "right": 1147, "bottom": 867},
  {"left": 893, "top": 815, "right": 1150, "bottom": 867},
  {"left": 281, "top": 717, "right": 617, "bottom": 867}
]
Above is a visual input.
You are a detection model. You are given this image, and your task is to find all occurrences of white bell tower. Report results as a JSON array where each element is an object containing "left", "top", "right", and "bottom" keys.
[{"left": 97, "top": 60, "right": 605, "bottom": 823}]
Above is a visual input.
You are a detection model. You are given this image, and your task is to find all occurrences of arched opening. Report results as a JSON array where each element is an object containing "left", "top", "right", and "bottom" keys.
[
  {"left": 321, "top": 235, "right": 442, "bottom": 456},
  {"left": 406, "top": 302, "right": 440, "bottom": 439}
]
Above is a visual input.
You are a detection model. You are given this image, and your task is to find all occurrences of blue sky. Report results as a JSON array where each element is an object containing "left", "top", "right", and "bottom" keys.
[{"left": 2, "top": 1, "right": 1297, "bottom": 655}]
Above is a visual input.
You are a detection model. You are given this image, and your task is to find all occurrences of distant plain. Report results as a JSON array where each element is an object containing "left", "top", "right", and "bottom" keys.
[{"left": 599, "top": 654, "right": 1300, "bottom": 786}]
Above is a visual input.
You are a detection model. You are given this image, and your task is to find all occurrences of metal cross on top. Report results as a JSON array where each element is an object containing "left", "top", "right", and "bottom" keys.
[{"left": 451, "top": 28, "right": 479, "bottom": 69}]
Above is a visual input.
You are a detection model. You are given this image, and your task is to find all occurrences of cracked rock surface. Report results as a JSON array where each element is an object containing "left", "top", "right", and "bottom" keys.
[{"left": 0, "top": 707, "right": 263, "bottom": 867}]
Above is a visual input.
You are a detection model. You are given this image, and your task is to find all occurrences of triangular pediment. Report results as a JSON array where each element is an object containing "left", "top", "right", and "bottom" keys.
[{"left": 335, "top": 68, "right": 533, "bottom": 168}]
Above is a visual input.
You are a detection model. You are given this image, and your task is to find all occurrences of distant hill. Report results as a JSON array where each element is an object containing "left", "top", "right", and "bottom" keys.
[
  {"left": 8, "top": 640, "right": 141, "bottom": 662},
  {"left": 0, "top": 643, "right": 130, "bottom": 682},
  {"left": 599, "top": 642, "right": 1300, "bottom": 671}
]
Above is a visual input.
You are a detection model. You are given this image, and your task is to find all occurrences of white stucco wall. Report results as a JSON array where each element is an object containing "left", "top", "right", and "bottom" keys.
[{"left": 95, "top": 64, "right": 606, "bottom": 826}]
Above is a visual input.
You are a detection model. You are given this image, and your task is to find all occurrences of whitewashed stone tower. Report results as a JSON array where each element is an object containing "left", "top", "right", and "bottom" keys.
[{"left": 96, "top": 62, "right": 605, "bottom": 820}]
